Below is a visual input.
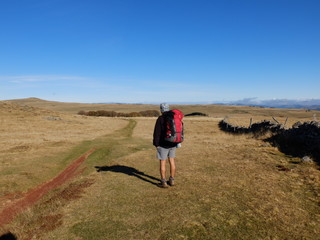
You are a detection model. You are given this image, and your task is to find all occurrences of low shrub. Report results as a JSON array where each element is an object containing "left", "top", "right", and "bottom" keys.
[
  {"left": 185, "top": 112, "right": 208, "bottom": 117},
  {"left": 78, "top": 110, "right": 160, "bottom": 117}
]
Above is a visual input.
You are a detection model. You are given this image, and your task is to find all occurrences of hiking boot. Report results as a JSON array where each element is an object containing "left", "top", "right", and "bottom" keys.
[
  {"left": 158, "top": 179, "right": 168, "bottom": 188},
  {"left": 168, "top": 177, "right": 175, "bottom": 186}
]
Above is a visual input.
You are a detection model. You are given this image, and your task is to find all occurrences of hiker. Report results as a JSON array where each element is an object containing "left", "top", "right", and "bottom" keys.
[{"left": 153, "top": 103, "right": 183, "bottom": 188}]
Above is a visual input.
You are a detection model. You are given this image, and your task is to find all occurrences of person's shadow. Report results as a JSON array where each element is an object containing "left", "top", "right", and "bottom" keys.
[
  {"left": 0, "top": 232, "right": 17, "bottom": 240},
  {"left": 95, "top": 165, "right": 160, "bottom": 186}
]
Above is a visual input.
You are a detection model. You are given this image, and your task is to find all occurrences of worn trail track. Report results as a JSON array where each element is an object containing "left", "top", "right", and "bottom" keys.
[{"left": 0, "top": 148, "right": 96, "bottom": 227}]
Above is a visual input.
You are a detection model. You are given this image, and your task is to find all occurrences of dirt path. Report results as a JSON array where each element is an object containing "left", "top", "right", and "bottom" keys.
[
  {"left": 2, "top": 118, "right": 320, "bottom": 239},
  {"left": 0, "top": 148, "right": 96, "bottom": 228},
  {"left": 51, "top": 118, "right": 320, "bottom": 240}
]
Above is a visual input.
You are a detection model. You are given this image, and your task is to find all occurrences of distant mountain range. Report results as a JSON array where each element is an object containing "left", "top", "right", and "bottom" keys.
[
  {"left": 140, "top": 98, "right": 320, "bottom": 110},
  {"left": 3, "top": 97, "right": 320, "bottom": 110},
  {"left": 217, "top": 98, "right": 320, "bottom": 110}
]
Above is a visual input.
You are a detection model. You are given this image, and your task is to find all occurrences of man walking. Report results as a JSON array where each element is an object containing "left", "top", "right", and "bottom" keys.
[{"left": 153, "top": 103, "right": 179, "bottom": 188}]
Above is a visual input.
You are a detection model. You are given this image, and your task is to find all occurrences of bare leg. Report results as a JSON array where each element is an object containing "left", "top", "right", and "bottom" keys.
[
  {"left": 159, "top": 160, "right": 166, "bottom": 180},
  {"left": 168, "top": 157, "right": 176, "bottom": 179}
]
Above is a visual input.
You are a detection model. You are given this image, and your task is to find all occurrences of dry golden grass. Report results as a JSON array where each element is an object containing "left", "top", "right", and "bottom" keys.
[
  {"left": 7, "top": 97, "right": 319, "bottom": 121},
  {"left": 7, "top": 97, "right": 160, "bottom": 114},
  {"left": 1, "top": 98, "right": 320, "bottom": 239},
  {"left": 37, "top": 117, "right": 320, "bottom": 240},
  {"left": 0, "top": 101, "right": 127, "bottom": 195},
  {"left": 179, "top": 119, "right": 320, "bottom": 238}
]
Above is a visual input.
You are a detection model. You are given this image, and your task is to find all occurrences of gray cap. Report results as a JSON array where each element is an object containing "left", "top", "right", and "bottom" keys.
[{"left": 160, "top": 103, "right": 170, "bottom": 113}]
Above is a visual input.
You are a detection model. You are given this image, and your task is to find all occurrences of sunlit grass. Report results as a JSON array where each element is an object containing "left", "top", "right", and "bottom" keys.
[{"left": 1, "top": 101, "right": 320, "bottom": 239}]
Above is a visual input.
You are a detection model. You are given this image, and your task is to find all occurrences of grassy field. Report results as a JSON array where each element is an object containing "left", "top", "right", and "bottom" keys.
[{"left": 1, "top": 99, "right": 320, "bottom": 239}]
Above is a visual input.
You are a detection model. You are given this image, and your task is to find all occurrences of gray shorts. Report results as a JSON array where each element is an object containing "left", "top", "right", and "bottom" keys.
[{"left": 157, "top": 146, "right": 176, "bottom": 160}]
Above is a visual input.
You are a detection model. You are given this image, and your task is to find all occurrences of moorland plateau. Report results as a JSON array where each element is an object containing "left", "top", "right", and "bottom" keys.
[{"left": 1, "top": 97, "right": 320, "bottom": 240}]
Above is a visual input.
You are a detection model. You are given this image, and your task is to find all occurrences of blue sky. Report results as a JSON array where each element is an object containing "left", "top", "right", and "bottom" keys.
[{"left": 0, "top": 0, "right": 319, "bottom": 103}]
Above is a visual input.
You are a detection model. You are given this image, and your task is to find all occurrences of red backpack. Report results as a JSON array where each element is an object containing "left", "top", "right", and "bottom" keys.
[{"left": 164, "top": 109, "right": 184, "bottom": 143}]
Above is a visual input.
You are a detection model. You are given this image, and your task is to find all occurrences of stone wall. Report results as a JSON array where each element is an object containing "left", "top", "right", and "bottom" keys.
[
  {"left": 219, "top": 119, "right": 320, "bottom": 164},
  {"left": 218, "top": 119, "right": 285, "bottom": 136}
]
